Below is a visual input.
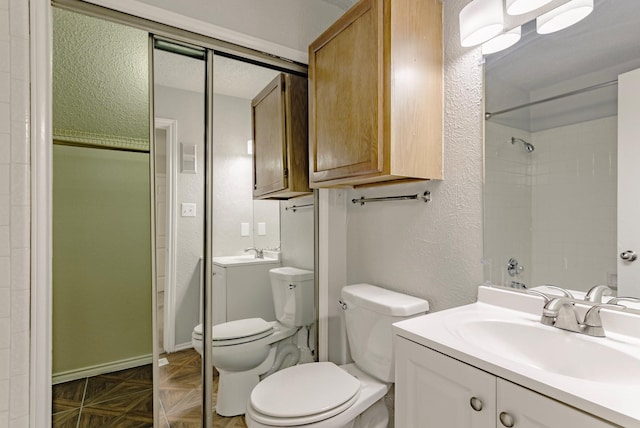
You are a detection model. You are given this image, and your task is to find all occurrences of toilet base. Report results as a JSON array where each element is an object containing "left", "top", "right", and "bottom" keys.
[{"left": 216, "top": 346, "right": 277, "bottom": 417}]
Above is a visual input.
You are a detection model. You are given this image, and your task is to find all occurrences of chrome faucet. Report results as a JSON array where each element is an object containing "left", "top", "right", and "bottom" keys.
[
  {"left": 542, "top": 297, "right": 582, "bottom": 332},
  {"left": 244, "top": 247, "right": 264, "bottom": 259},
  {"left": 584, "top": 285, "right": 613, "bottom": 303}
]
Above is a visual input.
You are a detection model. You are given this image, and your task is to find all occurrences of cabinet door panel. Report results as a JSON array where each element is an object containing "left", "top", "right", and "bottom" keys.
[
  {"left": 310, "top": 0, "right": 382, "bottom": 182},
  {"left": 497, "top": 380, "right": 616, "bottom": 428},
  {"left": 253, "top": 76, "right": 286, "bottom": 196},
  {"left": 395, "top": 337, "right": 496, "bottom": 428}
]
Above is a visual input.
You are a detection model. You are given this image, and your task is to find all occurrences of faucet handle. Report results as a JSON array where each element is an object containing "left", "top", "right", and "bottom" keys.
[
  {"left": 540, "top": 285, "right": 575, "bottom": 299},
  {"left": 584, "top": 285, "right": 613, "bottom": 303},
  {"left": 607, "top": 296, "right": 640, "bottom": 306},
  {"left": 582, "top": 303, "right": 622, "bottom": 337},
  {"left": 526, "top": 289, "right": 551, "bottom": 302}
]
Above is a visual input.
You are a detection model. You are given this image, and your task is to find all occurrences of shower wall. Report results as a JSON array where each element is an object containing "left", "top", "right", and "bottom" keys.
[
  {"left": 530, "top": 116, "right": 617, "bottom": 289},
  {"left": 484, "top": 121, "right": 533, "bottom": 287},
  {"left": 484, "top": 116, "right": 617, "bottom": 290}
]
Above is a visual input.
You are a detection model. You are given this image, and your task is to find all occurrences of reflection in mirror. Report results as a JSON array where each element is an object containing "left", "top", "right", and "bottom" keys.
[
  {"left": 484, "top": 0, "right": 640, "bottom": 296},
  {"left": 153, "top": 47, "right": 314, "bottom": 424},
  {"left": 153, "top": 41, "right": 207, "bottom": 426},
  {"left": 51, "top": 7, "right": 153, "bottom": 426}
]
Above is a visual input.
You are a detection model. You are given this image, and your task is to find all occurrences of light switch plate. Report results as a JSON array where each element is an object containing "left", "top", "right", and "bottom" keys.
[
  {"left": 241, "top": 222, "right": 250, "bottom": 237},
  {"left": 258, "top": 222, "right": 266, "bottom": 236},
  {"left": 181, "top": 203, "right": 196, "bottom": 217}
]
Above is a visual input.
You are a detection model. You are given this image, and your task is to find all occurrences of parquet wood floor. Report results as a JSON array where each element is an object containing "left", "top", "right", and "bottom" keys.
[{"left": 52, "top": 348, "right": 247, "bottom": 427}]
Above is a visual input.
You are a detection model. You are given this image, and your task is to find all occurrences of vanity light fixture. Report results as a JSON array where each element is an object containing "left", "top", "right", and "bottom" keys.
[
  {"left": 536, "top": 0, "right": 594, "bottom": 34},
  {"left": 459, "top": 0, "right": 504, "bottom": 47},
  {"left": 481, "top": 26, "right": 522, "bottom": 55},
  {"left": 506, "top": 0, "right": 553, "bottom": 16}
]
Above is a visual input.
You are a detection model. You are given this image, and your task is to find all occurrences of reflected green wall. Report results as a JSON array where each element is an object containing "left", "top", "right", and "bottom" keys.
[
  {"left": 53, "top": 145, "right": 152, "bottom": 376},
  {"left": 52, "top": 7, "right": 152, "bottom": 379}
]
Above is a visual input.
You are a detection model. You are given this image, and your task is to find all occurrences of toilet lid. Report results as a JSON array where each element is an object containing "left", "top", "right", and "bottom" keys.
[
  {"left": 250, "top": 362, "right": 361, "bottom": 423},
  {"left": 193, "top": 318, "right": 273, "bottom": 342}
]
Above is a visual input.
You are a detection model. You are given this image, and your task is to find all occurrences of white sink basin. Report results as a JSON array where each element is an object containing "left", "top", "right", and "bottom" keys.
[
  {"left": 451, "top": 319, "right": 640, "bottom": 385},
  {"left": 393, "top": 286, "right": 640, "bottom": 427}
]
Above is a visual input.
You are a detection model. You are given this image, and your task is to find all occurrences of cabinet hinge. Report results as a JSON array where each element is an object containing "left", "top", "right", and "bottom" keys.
[
  {"left": 281, "top": 81, "right": 286, "bottom": 91},
  {"left": 283, "top": 168, "right": 289, "bottom": 178}
]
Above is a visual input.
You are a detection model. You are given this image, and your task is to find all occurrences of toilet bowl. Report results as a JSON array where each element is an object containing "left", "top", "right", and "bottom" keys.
[
  {"left": 192, "top": 318, "right": 299, "bottom": 416},
  {"left": 244, "top": 283, "right": 429, "bottom": 428},
  {"left": 192, "top": 267, "right": 315, "bottom": 417}
]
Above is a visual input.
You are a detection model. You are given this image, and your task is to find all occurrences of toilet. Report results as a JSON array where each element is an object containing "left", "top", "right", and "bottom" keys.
[
  {"left": 245, "top": 283, "right": 429, "bottom": 428},
  {"left": 192, "top": 266, "right": 314, "bottom": 417}
]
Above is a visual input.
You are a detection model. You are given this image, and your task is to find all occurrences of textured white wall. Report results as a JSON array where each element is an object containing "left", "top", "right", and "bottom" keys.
[
  {"left": 52, "top": 8, "right": 149, "bottom": 143},
  {"left": 343, "top": 0, "right": 484, "bottom": 313},
  {"left": 0, "top": 0, "right": 30, "bottom": 426}
]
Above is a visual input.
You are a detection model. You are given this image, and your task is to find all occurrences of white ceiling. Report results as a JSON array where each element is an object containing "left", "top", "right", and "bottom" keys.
[
  {"left": 318, "top": 0, "right": 357, "bottom": 10},
  {"left": 485, "top": 0, "right": 640, "bottom": 131},
  {"left": 153, "top": 0, "right": 357, "bottom": 100},
  {"left": 154, "top": 50, "right": 280, "bottom": 100}
]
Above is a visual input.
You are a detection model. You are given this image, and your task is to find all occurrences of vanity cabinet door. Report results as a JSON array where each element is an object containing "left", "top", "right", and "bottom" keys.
[
  {"left": 395, "top": 337, "right": 496, "bottom": 428},
  {"left": 497, "top": 380, "right": 616, "bottom": 428}
]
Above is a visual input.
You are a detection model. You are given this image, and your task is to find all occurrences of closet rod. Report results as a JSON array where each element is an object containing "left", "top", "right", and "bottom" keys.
[
  {"left": 53, "top": 140, "right": 150, "bottom": 153},
  {"left": 485, "top": 79, "right": 618, "bottom": 119},
  {"left": 352, "top": 191, "right": 431, "bottom": 206}
]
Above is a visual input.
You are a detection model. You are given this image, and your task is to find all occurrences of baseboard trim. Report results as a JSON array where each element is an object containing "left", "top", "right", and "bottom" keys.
[
  {"left": 52, "top": 354, "right": 153, "bottom": 384},
  {"left": 174, "top": 343, "right": 194, "bottom": 352}
]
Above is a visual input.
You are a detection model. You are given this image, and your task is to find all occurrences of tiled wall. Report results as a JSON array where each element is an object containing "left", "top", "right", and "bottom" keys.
[
  {"left": 484, "top": 121, "right": 533, "bottom": 287},
  {"left": 0, "top": 0, "right": 31, "bottom": 427},
  {"left": 484, "top": 117, "right": 617, "bottom": 291},
  {"left": 531, "top": 116, "right": 617, "bottom": 290}
]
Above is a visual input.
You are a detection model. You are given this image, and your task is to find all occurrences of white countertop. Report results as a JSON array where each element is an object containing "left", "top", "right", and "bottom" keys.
[{"left": 393, "top": 286, "right": 640, "bottom": 427}]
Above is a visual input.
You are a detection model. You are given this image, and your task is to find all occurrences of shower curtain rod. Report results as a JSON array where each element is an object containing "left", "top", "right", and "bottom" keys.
[
  {"left": 485, "top": 79, "right": 618, "bottom": 119},
  {"left": 53, "top": 139, "right": 150, "bottom": 153}
]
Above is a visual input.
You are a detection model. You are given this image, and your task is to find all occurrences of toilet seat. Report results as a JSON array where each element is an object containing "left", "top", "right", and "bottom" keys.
[
  {"left": 193, "top": 318, "right": 274, "bottom": 346},
  {"left": 249, "top": 362, "right": 361, "bottom": 426}
]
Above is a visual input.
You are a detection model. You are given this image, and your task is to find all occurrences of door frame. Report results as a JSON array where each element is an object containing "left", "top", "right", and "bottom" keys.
[{"left": 154, "top": 118, "right": 179, "bottom": 353}]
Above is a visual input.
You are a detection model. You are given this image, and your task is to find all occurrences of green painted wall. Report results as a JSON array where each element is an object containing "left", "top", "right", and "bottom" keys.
[{"left": 53, "top": 145, "right": 152, "bottom": 376}]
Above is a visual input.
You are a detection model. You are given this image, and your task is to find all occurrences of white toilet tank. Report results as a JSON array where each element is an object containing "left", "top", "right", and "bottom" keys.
[
  {"left": 342, "top": 283, "right": 429, "bottom": 383},
  {"left": 269, "top": 267, "right": 314, "bottom": 328}
]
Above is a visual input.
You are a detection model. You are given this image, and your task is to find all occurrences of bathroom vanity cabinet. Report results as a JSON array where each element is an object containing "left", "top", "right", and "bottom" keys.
[
  {"left": 212, "top": 259, "right": 281, "bottom": 325},
  {"left": 395, "top": 336, "right": 615, "bottom": 427},
  {"left": 252, "top": 73, "right": 310, "bottom": 199},
  {"left": 308, "top": 0, "right": 442, "bottom": 188}
]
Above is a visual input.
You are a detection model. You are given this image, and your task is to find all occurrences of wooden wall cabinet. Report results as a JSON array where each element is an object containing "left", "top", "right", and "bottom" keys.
[
  {"left": 308, "top": 0, "right": 442, "bottom": 188},
  {"left": 252, "top": 73, "right": 311, "bottom": 199}
]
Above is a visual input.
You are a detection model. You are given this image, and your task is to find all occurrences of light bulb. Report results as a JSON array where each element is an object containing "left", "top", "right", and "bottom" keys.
[{"left": 537, "top": 0, "right": 594, "bottom": 34}]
